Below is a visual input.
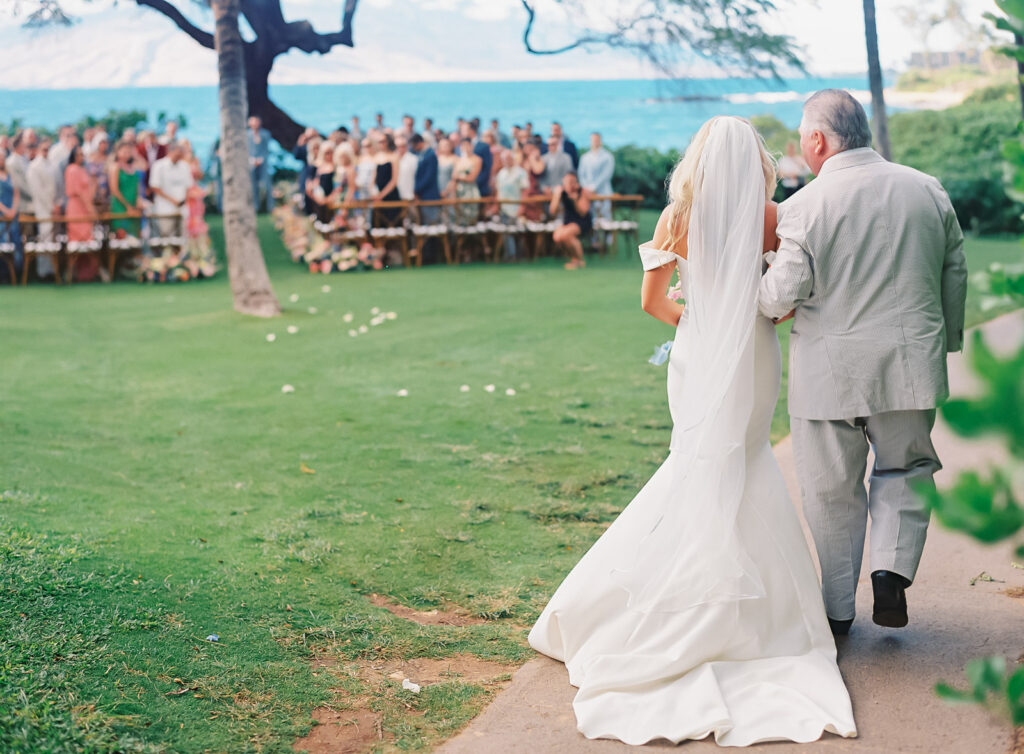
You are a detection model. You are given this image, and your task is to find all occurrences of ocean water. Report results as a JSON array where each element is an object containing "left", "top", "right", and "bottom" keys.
[{"left": 0, "top": 75, "right": 886, "bottom": 163}]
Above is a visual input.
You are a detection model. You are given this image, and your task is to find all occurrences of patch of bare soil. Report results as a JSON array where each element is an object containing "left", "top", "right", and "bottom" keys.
[
  {"left": 1003, "top": 586, "right": 1024, "bottom": 600},
  {"left": 292, "top": 707, "right": 381, "bottom": 754},
  {"left": 367, "top": 592, "right": 488, "bottom": 627},
  {"left": 294, "top": 654, "right": 517, "bottom": 753}
]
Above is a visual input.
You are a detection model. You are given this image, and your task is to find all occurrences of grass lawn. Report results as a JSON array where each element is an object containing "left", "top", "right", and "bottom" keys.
[{"left": 1, "top": 213, "right": 1019, "bottom": 752}]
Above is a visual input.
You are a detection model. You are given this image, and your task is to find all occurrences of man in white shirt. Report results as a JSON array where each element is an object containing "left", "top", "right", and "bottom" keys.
[
  {"left": 395, "top": 136, "right": 419, "bottom": 202},
  {"left": 149, "top": 143, "right": 194, "bottom": 237},
  {"left": 27, "top": 140, "right": 59, "bottom": 278},
  {"left": 577, "top": 131, "right": 615, "bottom": 223}
]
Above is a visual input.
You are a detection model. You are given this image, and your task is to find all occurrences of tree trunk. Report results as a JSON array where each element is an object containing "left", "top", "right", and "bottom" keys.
[
  {"left": 863, "top": 0, "right": 892, "bottom": 160},
  {"left": 1015, "top": 34, "right": 1024, "bottom": 122},
  {"left": 211, "top": 0, "right": 280, "bottom": 318}
]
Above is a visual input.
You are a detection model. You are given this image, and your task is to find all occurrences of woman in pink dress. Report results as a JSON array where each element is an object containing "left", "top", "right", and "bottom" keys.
[{"left": 65, "top": 146, "right": 100, "bottom": 282}]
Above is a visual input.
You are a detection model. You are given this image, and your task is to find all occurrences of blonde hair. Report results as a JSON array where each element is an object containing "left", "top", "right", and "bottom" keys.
[{"left": 662, "top": 116, "right": 777, "bottom": 254}]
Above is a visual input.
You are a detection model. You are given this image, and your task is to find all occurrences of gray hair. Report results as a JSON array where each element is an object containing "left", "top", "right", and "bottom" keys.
[{"left": 801, "top": 89, "right": 872, "bottom": 152}]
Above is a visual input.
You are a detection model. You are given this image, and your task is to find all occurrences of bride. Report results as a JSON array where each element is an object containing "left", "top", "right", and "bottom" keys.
[{"left": 528, "top": 117, "right": 858, "bottom": 746}]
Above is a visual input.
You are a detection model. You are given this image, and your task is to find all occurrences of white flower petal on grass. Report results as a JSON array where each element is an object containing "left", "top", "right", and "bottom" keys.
[
  {"left": 401, "top": 678, "right": 420, "bottom": 693},
  {"left": 459, "top": 384, "right": 470, "bottom": 393},
  {"left": 265, "top": 333, "right": 276, "bottom": 342},
  {"left": 343, "top": 312, "right": 354, "bottom": 323},
  {"left": 287, "top": 326, "right": 299, "bottom": 335},
  {"left": 396, "top": 389, "right": 409, "bottom": 397},
  {"left": 359, "top": 325, "right": 369, "bottom": 334},
  {"left": 321, "top": 284, "right": 331, "bottom": 293},
  {"left": 348, "top": 329, "right": 358, "bottom": 337},
  {"left": 281, "top": 384, "right": 295, "bottom": 394},
  {"left": 385, "top": 312, "right": 397, "bottom": 320},
  {"left": 484, "top": 384, "right": 496, "bottom": 393},
  {"left": 307, "top": 306, "right": 318, "bottom": 315},
  {"left": 371, "top": 306, "right": 381, "bottom": 315},
  {"left": 289, "top": 293, "right": 299, "bottom": 303},
  {"left": 505, "top": 388, "right": 516, "bottom": 396}
]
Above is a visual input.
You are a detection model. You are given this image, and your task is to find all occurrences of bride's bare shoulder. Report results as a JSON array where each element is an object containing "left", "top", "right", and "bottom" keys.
[{"left": 652, "top": 204, "right": 687, "bottom": 256}]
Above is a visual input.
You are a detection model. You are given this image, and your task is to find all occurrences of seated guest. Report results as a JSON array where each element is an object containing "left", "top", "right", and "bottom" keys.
[
  {"left": 549, "top": 171, "right": 591, "bottom": 270},
  {"left": 550, "top": 121, "right": 579, "bottom": 168},
  {"left": 411, "top": 133, "right": 440, "bottom": 224},
  {"left": 0, "top": 151, "right": 23, "bottom": 280},
  {"left": 65, "top": 145, "right": 100, "bottom": 281},
  {"left": 149, "top": 142, "right": 194, "bottom": 238},
  {"left": 577, "top": 131, "right": 615, "bottom": 223},
  {"left": 539, "top": 135, "right": 573, "bottom": 194}
]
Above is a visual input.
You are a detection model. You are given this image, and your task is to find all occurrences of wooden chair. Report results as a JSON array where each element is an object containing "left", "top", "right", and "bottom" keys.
[
  {"left": 409, "top": 201, "right": 452, "bottom": 266},
  {"left": 368, "top": 200, "right": 411, "bottom": 266}
]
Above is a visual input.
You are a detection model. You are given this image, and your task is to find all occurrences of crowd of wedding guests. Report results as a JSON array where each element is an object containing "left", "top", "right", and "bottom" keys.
[
  {"left": 0, "top": 121, "right": 215, "bottom": 283},
  {"left": 291, "top": 113, "right": 616, "bottom": 269}
]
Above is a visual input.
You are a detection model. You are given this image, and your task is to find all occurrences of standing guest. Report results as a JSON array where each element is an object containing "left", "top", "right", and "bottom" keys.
[
  {"left": 354, "top": 136, "right": 377, "bottom": 224},
  {"left": 330, "top": 144, "right": 357, "bottom": 226},
  {"left": 184, "top": 160, "right": 216, "bottom": 278},
  {"left": 778, "top": 141, "right": 812, "bottom": 198},
  {"left": 550, "top": 122, "right": 579, "bottom": 168},
  {"left": 7, "top": 132, "right": 33, "bottom": 208},
  {"left": 247, "top": 115, "right": 273, "bottom": 213},
  {"left": 48, "top": 125, "right": 76, "bottom": 171},
  {"left": 496, "top": 149, "right": 528, "bottom": 259},
  {"left": 490, "top": 118, "right": 512, "bottom": 149},
  {"left": 0, "top": 151, "right": 23, "bottom": 278},
  {"left": 524, "top": 122, "right": 534, "bottom": 141},
  {"left": 85, "top": 134, "right": 111, "bottom": 212},
  {"left": 421, "top": 118, "right": 437, "bottom": 149},
  {"left": 292, "top": 127, "right": 319, "bottom": 203},
  {"left": 437, "top": 137, "right": 456, "bottom": 222},
  {"left": 350, "top": 116, "right": 363, "bottom": 142},
  {"left": 466, "top": 123, "right": 492, "bottom": 198},
  {"left": 0, "top": 134, "right": 9, "bottom": 155},
  {"left": 375, "top": 112, "right": 386, "bottom": 131},
  {"left": 306, "top": 142, "right": 336, "bottom": 224},
  {"left": 373, "top": 132, "right": 401, "bottom": 225},
  {"left": 540, "top": 134, "right": 573, "bottom": 193},
  {"left": 452, "top": 136, "right": 482, "bottom": 225},
  {"left": 411, "top": 133, "right": 440, "bottom": 224},
  {"left": 400, "top": 115, "right": 415, "bottom": 140},
  {"left": 395, "top": 135, "right": 419, "bottom": 203},
  {"left": 157, "top": 120, "right": 179, "bottom": 159},
  {"left": 137, "top": 130, "right": 161, "bottom": 198},
  {"left": 65, "top": 145, "right": 100, "bottom": 281},
  {"left": 81, "top": 127, "right": 98, "bottom": 158},
  {"left": 27, "top": 139, "right": 59, "bottom": 279},
  {"left": 521, "top": 138, "right": 546, "bottom": 221},
  {"left": 549, "top": 171, "right": 591, "bottom": 270},
  {"left": 511, "top": 124, "right": 524, "bottom": 147},
  {"left": 577, "top": 131, "right": 615, "bottom": 223},
  {"left": 149, "top": 143, "right": 194, "bottom": 238},
  {"left": 109, "top": 140, "right": 143, "bottom": 239}
]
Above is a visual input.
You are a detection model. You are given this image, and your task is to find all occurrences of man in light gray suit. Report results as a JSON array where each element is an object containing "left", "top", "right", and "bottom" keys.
[{"left": 759, "top": 90, "right": 967, "bottom": 635}]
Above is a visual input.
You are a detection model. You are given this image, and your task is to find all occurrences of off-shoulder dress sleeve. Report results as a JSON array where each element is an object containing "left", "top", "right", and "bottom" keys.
[{"left": 638, "top": 241, "right": 680, "bottom": 271}]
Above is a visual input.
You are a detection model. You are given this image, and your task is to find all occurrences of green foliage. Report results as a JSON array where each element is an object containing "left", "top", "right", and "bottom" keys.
[
  {"left": 610, "top": 144, "right": 681, "bottom": 208},
  {"left": 0, "top": 109, "right": 188, "bottom": 140},
  {"left": 964, "top": 82, "right": 1020, "bottom": 105},
  {"left": 895, "top": 65, "right": 997, "bottom": 93},
  {"left": 935, "top": 656, "right": 1024, "bottom": 726},
  {"left": 749, "top": 114, "right": 799, "bottom": 156},
  {"left": 889, "top": 100, "right": 1023, "bottom": 234}
]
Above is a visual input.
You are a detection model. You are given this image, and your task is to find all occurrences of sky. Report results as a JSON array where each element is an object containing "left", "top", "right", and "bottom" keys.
[{"left": 0, "top": 0, "right": 1001, "bottom": 89}]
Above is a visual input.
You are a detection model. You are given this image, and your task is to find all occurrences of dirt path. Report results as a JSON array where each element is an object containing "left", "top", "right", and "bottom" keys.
[{"left": 439, "top": 311, "right": 1024, "bottom": 754}]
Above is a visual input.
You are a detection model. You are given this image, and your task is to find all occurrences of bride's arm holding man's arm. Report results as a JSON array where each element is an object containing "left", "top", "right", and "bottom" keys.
[
  {"left": 640, "top": 206, "right": 686, "bottom": 327},
  {"left": 758, "top": 204, "right": 813, "bottom": 324}
]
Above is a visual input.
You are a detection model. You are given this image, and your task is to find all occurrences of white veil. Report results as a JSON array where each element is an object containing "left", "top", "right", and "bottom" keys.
[{"left": 610, "top": 117, "right": 767, "bottom": 615}]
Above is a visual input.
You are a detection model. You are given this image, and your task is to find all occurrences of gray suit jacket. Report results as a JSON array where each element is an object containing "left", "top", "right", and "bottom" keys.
[{"left": 758, "top": 148, "right": 967, "bottom": 420}]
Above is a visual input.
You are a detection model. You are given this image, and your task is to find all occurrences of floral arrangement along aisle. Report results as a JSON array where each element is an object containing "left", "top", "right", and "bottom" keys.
[{"left": 274, "top": 204, "right": 389, "bottom": 274}]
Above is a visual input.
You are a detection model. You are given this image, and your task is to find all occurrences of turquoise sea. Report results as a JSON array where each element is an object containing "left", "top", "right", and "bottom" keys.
[{"left": 1, "top": 75, "right": 887, "bottom": 163}]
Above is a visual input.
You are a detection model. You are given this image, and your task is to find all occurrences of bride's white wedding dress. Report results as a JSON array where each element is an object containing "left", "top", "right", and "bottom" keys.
[{"left": 528, "top": 119, "right": 857, "bottom": 747}]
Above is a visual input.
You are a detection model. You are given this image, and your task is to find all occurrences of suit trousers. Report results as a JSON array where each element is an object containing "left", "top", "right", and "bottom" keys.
[{"left": 791, "top": 409, "right": 940, "bottom": 621}]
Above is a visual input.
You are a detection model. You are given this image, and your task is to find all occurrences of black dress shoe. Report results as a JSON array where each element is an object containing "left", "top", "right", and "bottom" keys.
[
  {"left": 871, "top": 570, "right": 911, "bottom": 628},
  {"left": 828, "top": 617, "right": 853, "bottom": 636}
]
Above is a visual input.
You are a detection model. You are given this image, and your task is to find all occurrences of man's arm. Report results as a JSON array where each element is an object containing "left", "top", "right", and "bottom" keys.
[
  {"left": 936, "top": 183, "right": 967, "bottom": 352},
  {"left": 758, "top": 234, "right": 813, "bottom": 321}
]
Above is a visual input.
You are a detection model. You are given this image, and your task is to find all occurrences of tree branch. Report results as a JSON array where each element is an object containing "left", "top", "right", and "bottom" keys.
[{"left": 135, "top": 0, "right": 215, "bottom": 49}]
